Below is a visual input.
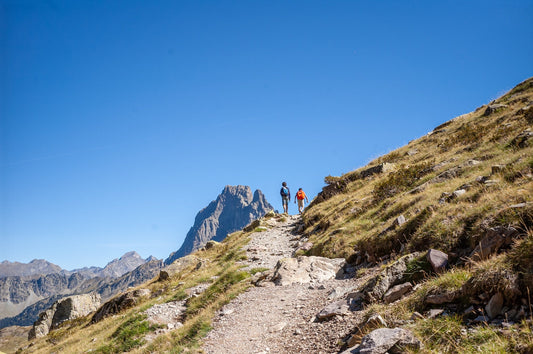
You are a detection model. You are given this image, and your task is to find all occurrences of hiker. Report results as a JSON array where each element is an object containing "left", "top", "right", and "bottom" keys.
[
  {"left": 294, "top": 188, "right": 309, "bottom": 214},
  {"left": 280, "top": 182, "right": 291, "bottom": 214}
]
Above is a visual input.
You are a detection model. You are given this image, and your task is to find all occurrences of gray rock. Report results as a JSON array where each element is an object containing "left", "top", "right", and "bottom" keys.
[
  {"left": 485, "top": 292, "right": 504, "bottom": 319},
  {"left": 425, "top": 292, "right": 456, "bottom": 305},
  {"left": 427, "top": 309, "right": 444, "bottom": 319},
  {"left": 295, "top": 242, "right": 314, "bottom": 253},
  {"left": 271, "top": 256, "right": 345, "bottom": 286},
  {"left": 165, "top": 185, "right": 273, "bottom": 265},
  {"left": 394, "top": 215, "right": 406, "bottom": 227},
  {"left": 470, "top": 226, "right": 518, "bottom": 261},
  {"left": 360, "top": 163, "right": 397, "bottom": 179},
  {"left": 362, "top": 253, "right": 419, "bottom": 303},
  {"left": 453, "top": 189, "right": 467, "bottom": 198},
  {"left": 317, "top": 299, "right": 350, "bottom": 319},
  {"left": 383, "top": 282, "right": 412, "bottom": 304},
  {"left": 426, "top": 249, "right": 448, "bottom": 273},
  {"left": 28, "top": 293, "right": 101, "bottom": 339},
  {"left": 366, "top": 314, "right": 387, "bottom": 328},
  {"left": 510, "top": 129, "right": 533, "bottom": 148},
  {"left": 342, "top": 327, "right": 422, "bottom": 354},
  {"left": 483, "top": 104, "right": 508, "bottom": 116}
]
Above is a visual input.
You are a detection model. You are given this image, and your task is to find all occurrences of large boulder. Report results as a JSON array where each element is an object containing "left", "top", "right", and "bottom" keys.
[
  {"left": 91, "top": 288, "right": 150, "bottom": 324},
  {"left": 342, "top": 327, "right": 422, "bottom": 354},
  {"left": 362, "top": 253, "right": 419, "bottom": 303},
  {"left": 28, "top": 293, "right": 101, "bottom": 339},
  {"left": 271, "top": 256, "right": 345, "bottom": 286}
]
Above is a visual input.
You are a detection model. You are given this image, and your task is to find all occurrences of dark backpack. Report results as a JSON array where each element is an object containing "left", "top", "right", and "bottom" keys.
[{"left": 281, "top": 187, "right": 289, "bottom": 196}]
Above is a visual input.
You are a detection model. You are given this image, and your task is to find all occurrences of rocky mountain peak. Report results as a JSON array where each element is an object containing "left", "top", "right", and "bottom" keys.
[
  {"left": 0, "top": 259, "right": 63, "bottom": 279},
  {"left": 165, "top": 185, "right": 273, "bottom": 265}
]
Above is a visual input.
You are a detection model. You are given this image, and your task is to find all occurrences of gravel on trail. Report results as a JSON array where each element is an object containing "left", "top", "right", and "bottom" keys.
[{"left": 201, "top": 215, "right": 373, "bottom": 354}]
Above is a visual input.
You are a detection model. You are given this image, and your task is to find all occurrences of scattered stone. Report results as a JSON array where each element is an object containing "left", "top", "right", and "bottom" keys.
[
  {"left": 407, "top": 149, "right": 418, "bottom": 156},
  {"left": 295, "top": 242, "right": 314, "bottom": 253},
  {"left": 394, "top": 215, "right": 406, "bottom": 227},
  {"left": 465, "top": 159, "right": 481, "bottom": 166},
  {"left": 475, "top": 176, "right": 489, "bottom": 184},
  {"left": 317, "top": 299, "right": 350, "bottom": 320},
  {"left": 463, "top": 306, "right": 476, "bottom": 316},
  {"left": 472, "top": 315, "right": 489, "bottom": 323},
  {"left": 470, "top": 226, "right": 518, "bottom": 261},
  {"left": 510, "top": 129, "right": 533, "bottom": 148},
  {"left": 342, "top": 327, "right": 422, "bottom": 354},
  {"left": 484, "top": 179, "right": 499, "bottom": 186},
  {"left": 425, "top": 292, "right": 456, "bottom": 305},
  {"left": 383, "top": 282, "right": 413, "bottom": 304},
  {"left": 426, "top": 249, "right": 448, "bottom": 273},
  {"left": 362, "top": 253, "right": 420, "bottom": 303},
  {"left": 486, "top": 292, "right": 504, "bottom": 319},
  {"left": 269, "top": 321, "right": 287, "bottom": 332},
  {"left": 366, "top": 314, "right": 387, "bottom": 328},
  {"left": 453, "top": 189, "right": 467, "bottom": 198},
  {"left": 427, "top": 309, "right": 444, "bottom": 319}
]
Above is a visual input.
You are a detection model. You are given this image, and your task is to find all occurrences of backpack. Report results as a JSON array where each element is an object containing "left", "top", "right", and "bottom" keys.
[
  {"left": 281, "top": 187, "right": 289, "bottom": 196},
  {"left": 296, "top": 190, "right": 305, "bottom": 199}
]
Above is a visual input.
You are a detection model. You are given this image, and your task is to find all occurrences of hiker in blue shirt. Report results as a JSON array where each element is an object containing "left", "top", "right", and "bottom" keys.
[{"left": 280, "top": 182, "right": 291, "bottom": 214}]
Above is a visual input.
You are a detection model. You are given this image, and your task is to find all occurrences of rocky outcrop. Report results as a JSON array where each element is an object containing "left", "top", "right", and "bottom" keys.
[
  {"left": 362, "top": 253, "right": 419, "bottom": 303},
  {"left": 270, "top": 256, "right": 345, "bottom": 286},
  {"left": 165, "top": 185, "right": 273, "bottom": 265},
  {"left": 91, "top": 289, "right": 151, "bottom": 324},
  {"left": 28, "top": 293, "right": 101, "bottom": 339}
]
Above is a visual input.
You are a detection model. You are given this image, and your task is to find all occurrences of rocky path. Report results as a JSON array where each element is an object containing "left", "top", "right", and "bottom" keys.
[{"left": 201, "top": 215, "right": 373, "bottom": 354}]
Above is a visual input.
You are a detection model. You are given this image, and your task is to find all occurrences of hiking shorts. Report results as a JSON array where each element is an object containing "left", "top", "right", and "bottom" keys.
[
  {"left": 282, "top": 196, "right": 289, "bottom": 206},
  {"left": 297, "top": 199, "right": 304, "bottom": 208}
]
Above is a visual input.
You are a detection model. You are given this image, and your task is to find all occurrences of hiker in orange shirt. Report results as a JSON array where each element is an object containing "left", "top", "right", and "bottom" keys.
[{"left": 294, "top": 188, "right": 309, "bottom": 214}]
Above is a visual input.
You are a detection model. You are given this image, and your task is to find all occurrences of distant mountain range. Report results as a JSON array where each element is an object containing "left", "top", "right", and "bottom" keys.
[
  {"left": 1, "top": 185, "right": 273, "bottom": 330},
  {"left": 0, "top": 252, "right": 160, "bottom": 328},
  {"left": 165, "top": 185, "right": 273, "bottom": 265}
]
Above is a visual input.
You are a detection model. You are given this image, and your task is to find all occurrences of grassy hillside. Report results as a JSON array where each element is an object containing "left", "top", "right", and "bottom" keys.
[
  {"left": 301, "top": 77, "right": 533, "bottom": 352},
  {"left": 10, "top": 78, "right": 533, "bottom": 353}
]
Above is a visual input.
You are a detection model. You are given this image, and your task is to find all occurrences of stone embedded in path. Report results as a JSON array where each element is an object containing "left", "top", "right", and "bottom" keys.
[
  {"left": 317, "top": 299, "right": 350, "bottom": 320},
  {"left": 271, "top": 256, "right": 345, "bottom": 286},
  {"left": 426, "top": 249, "right": 448, "bottom": 273},
  {"left": 342, "top": 327, "right": 422, "bottom": 354}
]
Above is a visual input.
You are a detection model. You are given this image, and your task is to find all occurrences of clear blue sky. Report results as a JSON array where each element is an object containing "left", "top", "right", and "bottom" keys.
[{"left": 1, "top": 0, "right": 532, "bottom": 270}]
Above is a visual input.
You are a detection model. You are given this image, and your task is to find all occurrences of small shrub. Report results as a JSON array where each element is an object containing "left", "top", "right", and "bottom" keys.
[
  {"left": 96, "top": 314, "right": 159, "bottom": 353},
  {"left": 249, "top": 267, "right": 269, "bottom": 275}
]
